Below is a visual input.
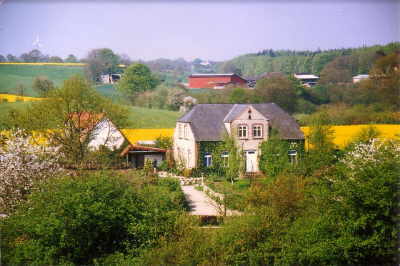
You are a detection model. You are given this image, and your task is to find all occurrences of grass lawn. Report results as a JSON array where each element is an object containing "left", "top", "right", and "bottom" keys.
[
  {"left": 124, "top": 105, "right": 180, "bottom": 128},
  {"left": 0, "top": 65, "right": 84, "bottom": 97}
]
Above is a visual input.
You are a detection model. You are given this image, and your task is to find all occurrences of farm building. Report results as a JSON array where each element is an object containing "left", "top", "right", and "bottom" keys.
[
  {"left": 294, "top": 73, "right": 319, "bottom": 87},
  {"left": 352, "top": 74, "right": 369, "bottom": 83},
  {"left": 188, "top": 73, "right": 248, "bottom": 89}
]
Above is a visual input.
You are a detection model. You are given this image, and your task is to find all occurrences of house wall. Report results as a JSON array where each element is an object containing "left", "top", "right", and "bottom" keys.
[
  {"left": 229, "top": 106, "right": 269, "bottom": 172},
  {"left": 88, "top": 119, "right": 125, "bottom": 150},
  {"left": 173, "top": 122, "right": 197, "bottom": 169}
]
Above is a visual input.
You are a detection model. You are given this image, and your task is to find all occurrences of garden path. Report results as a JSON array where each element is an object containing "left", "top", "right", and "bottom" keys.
[{"left": 181, "top": 185, "right": 239, "bottom": 216}]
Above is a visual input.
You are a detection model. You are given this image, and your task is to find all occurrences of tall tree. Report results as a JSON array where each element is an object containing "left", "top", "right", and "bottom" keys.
[
  {"left": 49, "top": 56, "right": 63, "bottom": 63},
  {"left": 6, "top": 54, "right": 18, "bottom": 62},
  {"left": 255, "top": 76, "right": 297, "bottom": 113},
  {"left": 319, "top": 55, "right": 354, "bottom": 84},
  {"left": 117, "top": 63, "right": 160, "bottom": 103},
  {"left": 84, "top": 48, "right": 120, "bottom": 82},
  {"left": 0, "top": 54, "right": 6, "bottom": 62},
  {"left": 65, "top": 54, "right": 78, "bottom": 63},
  {"left": 20, "top": 49, "right": 45, "bottom": 62},
  {"left": 32, "top": 76, "right": 55, "bottom": 96}
]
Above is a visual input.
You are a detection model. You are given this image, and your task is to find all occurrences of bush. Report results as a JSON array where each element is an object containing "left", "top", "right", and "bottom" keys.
[
  {"left": 1, "top": 172, "right": 187, "bottom": 265},
  {"left": 0, "top": 131, "right": 62, "bottom": 214}
]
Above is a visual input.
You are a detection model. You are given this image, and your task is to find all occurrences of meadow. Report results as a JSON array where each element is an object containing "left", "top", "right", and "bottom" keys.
[
  {"left": 0, "top": 100, "right": 180, "bottom": 129},
  {"left": 0, "top": 64, "right": 84, "bottom": 96}
]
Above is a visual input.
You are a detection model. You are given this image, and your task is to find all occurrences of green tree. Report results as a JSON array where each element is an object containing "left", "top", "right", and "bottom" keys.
[
  {"left": 212, "top": 135, "right": 244, "bottom": 183},
  {"left": 11, "top": 75, "right": 127, "bottom": 168},
  {"left": 20, "top": 49, "right": 45, "bottom": 62},
  {"left": 0, "top": 54, "right": 6, "bottom": 62},
  {"left": 259, "top": 134, "right": 291, "bottom": 178},
  {"left": 15, "top": 84, "right": 25, "bottom": 96},
  {"left": 228, "top": 87, "right": 250, "bottom": 103},
  {"left": 48, "top": 56, "right": 63, "bottom": 63},
  {"left": 65, "top": 54, "right": 78, "bottom": 63},
  {"left": 319, "top": 55, "right": 355, "bottom": 84},
  {"left": 32, "top": 76, "right": 55, "bottom": 96},
  {"left": 6, "top": 54, "right": 18, "bottom": 62},
  {"left": 117, "top": 63, "right": 160, "bottom": 103},
  {"left": 84, "top": 48, "right": 120, "bottom": 82},
  {"left": 0, "top": 173, "right": 187, "bottom": 265},
  {"left": 255, "top": 76, "right": 297, "bottom": 113}
]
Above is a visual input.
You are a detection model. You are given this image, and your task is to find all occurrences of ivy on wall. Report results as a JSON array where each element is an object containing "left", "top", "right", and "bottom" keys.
[{"left": 197, "top": 141, "right": 221, "bottom": 173}]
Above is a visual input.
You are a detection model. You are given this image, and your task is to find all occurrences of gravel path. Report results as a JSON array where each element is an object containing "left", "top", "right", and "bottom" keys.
[
  {"left": 181, "top": 185, "right": 240, "bottom": 216},
  {"left": 182, "top": 185, "right": 221, "bottom": 216}
]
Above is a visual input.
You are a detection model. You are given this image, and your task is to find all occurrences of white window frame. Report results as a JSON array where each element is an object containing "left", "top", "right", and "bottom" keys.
[
  {"left": 238, "top": 125, "right": 248, "bottom": 139},
  {"left": 252, "top": 124, "right": 263, "bottom": 138},
  {"left": 221, "top": 151, "right": 229, "bottom": 167},
  {"left": 205, "top": 154, "right": 212, "bottom": 167},
  {"left": 288, "top": 150, "right": 298, "bottom": 164}
]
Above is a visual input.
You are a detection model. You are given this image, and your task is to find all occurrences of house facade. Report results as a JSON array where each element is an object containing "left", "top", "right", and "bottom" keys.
[
  {"left": 173, "top": 103, "right": 304, "bottom": 173},
  {"left": 188, "top": 73, "right": 248, "bottom": 89}
]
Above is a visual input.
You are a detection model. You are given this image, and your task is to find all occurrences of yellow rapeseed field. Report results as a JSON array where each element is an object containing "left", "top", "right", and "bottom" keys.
[
  {"left": 0, "top": 62, "right": 86, "bottom": 66},
  {"left": 0, "top": 94, "right": 45, "bottom": 103},
  {"left": 301, "top": 124, "right": 400, "bottom": 149},
  {"left": 120, "top": 128, "right": 174, "bottom": 145}
]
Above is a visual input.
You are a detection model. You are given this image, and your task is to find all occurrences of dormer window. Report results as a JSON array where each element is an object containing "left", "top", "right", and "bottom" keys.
[
  {"left": 248, "top": 109, "right": 252, "bottom": 120},
  {"left": 252, "top": 124, "right": 263, "bottom": 138},
  {"left": 238, "top": 125, "right": 248, "bottom": 138}
]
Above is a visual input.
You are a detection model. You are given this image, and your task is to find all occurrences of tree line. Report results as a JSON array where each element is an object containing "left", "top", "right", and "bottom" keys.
[{"left": 218, "top": 42, "right": 400, "bottom": 77}]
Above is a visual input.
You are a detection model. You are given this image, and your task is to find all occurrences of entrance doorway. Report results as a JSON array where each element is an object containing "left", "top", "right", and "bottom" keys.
[{"left": 245, "top": 150, "right": 257, "bottom": 172}]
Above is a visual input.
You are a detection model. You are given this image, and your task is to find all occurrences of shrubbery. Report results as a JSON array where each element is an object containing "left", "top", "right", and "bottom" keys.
[
  {"left": 136, "top": 139, "right": 399, "bottom": 265},
  {"left": 1, "top": 172, "right": 187, "bottom": 265}
]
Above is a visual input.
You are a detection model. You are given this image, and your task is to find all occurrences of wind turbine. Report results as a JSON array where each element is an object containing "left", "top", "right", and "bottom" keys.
[{"left": 32, "top": 35, "right": 43, "bottom": 49}]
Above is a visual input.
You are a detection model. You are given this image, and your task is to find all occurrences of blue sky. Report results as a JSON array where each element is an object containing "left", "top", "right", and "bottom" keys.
[{"left": 0, "top": 0, "right": 399, "bottom": 61}]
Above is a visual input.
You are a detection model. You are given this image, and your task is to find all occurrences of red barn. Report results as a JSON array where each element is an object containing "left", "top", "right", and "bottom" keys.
[{"left": 188, "top": 73, "right": 248, "bottom": 89}]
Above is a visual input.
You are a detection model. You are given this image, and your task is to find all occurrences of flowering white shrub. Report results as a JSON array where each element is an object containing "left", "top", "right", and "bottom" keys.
[
  {"left": 342, "top": 139, "right": 400, "bottom": 174},
  {"left": 0, "top": 131, "right": 62, "bottom": 214}
]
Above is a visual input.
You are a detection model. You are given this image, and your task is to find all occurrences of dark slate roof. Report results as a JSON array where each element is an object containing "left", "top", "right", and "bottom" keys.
[
  {"left": 178, "top": 103, "right": 304, "bottom": 141},
  {"left": 223, "top": 104, "right": 249, "bottom": 123},
  {"left": 179, "top": 104, "right": 233, "bottom": 141}
]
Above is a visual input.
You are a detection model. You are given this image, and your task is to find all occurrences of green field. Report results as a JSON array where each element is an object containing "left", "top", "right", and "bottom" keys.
[
  {"left": 0, "top": 65, "right": 84, "bottom": 96},
  {"left": 0, "top": 64, "right": 180, "bottom": 129},
  {"left": 125, "top": 106, "right": 180, "bottom": 128},
  {"left": 0, "top": 101, "right": 180, "bottom": 129}
]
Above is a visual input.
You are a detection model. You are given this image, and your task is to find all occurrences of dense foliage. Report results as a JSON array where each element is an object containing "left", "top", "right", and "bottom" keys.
[
  {"left": 117, "top": 63, "right": 160, "bottom": 104},
  {"left": 137, "top": 139, "right": 399, "bottom": 265},
  {"left": 218, "top": 43, "right": 399, "bottom": 77},
  {"left": 1, "top": 172, "right": 187, "bottom": 265}
]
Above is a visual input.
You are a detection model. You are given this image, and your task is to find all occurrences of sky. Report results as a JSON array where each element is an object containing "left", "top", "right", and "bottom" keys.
[{"left": 0, "top": 0, "right": 399, "bottom": 61}]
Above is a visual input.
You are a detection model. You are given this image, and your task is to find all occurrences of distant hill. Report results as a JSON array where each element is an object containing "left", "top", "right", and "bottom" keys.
[
  {"left": 217, "top": 42, "right": 400, "bottom": 78},
  {"left": 0, "top": 64, "right": 84, "bottom": 97}
]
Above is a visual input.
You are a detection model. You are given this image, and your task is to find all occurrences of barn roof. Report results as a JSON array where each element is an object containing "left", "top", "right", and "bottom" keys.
[{"left": 178, "top": 103, "right": 304, "bottom": 141}]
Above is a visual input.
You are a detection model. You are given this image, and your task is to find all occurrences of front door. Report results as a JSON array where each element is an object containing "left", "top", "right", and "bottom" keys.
[{"left": 245, "top": 150, "right": 257, "bottom": 172}]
